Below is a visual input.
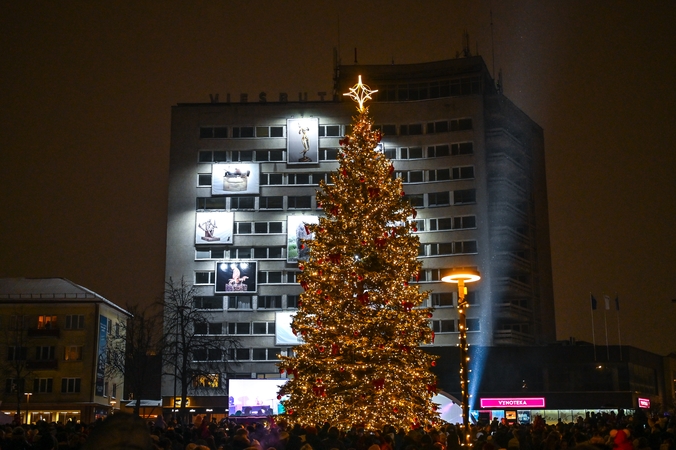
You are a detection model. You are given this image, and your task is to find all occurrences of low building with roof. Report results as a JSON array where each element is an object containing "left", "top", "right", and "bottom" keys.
[{"left": 0, "top": 277, "right": 130, "bottom": 424}]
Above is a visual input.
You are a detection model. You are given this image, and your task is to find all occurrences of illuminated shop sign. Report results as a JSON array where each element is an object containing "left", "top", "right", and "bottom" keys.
[
  {"left": 480, "top": 397, "right": 546, "bottom": 408},
  {"left": 638, "top": 398, "right": 650, "bottom": 409}
]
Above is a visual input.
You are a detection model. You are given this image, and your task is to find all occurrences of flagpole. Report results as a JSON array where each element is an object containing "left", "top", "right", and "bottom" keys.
[
  {"left": 615, "top": 293, "right": 622, "bottom": 361},
  {"left": 604, "top": 294, "right": 610, "bottom": 360},
  {"left": 590, "top": 293, "right": 597, "bottom": 361}
]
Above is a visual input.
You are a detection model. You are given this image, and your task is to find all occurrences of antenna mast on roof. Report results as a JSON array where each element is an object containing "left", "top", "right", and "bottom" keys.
[
  {"left": 462, "top": 30, "right": 471, "bottom": 57},
  {"left": 490, "top": 10, "right": 495, "bottom": 79}
]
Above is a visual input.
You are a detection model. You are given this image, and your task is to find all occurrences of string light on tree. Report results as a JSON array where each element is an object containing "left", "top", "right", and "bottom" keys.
[{"left": 278, "top": 76, "right": 440, "bottom": 430}]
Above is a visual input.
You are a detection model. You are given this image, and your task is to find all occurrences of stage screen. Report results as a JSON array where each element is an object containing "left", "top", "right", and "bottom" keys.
[{"left": 228, "top": 379, "right": 289, "bottom": 416}]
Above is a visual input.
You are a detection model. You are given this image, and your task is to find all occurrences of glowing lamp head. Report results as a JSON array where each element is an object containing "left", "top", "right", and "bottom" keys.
[{"left": 441, "top": 268, "right": 481, "bottom": 284}]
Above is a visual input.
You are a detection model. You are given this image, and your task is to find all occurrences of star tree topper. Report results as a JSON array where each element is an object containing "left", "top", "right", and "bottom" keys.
[{"left": 343, "top": 75, "right": 378, "bottom": 112}]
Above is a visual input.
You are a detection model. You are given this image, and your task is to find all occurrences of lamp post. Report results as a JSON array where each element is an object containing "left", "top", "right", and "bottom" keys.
[
  {"left": 24, "top": 392, "right": 32, "bottom": 424},
  {"left": 441, "top": 268, "right": 481, "bottom": 447}
]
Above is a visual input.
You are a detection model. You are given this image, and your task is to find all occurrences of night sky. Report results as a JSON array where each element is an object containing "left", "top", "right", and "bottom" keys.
[{"left": 2, "top": 2, "right": 675, "bottom": 355}]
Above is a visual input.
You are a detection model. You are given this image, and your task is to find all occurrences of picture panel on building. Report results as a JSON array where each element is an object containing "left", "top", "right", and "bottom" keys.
[
  {"left": 211, "top": 163, "right": 260, "bottom": 195},
  {"left": 287, "top": 118, "right": 318, "bottom": 164},
  {"left": 287, "top": 215, "right": 319, "bottom": 263},
  {"left": 215, "top": 261, "right": 257, "bottom": 293},
  {"left": 195, "top": 212, "right": 234, "bottom": 244}
]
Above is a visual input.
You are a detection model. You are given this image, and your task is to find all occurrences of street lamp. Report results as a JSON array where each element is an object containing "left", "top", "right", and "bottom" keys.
[
  {"left": 441, "top": 268, "right": 481, "bottom": 447},
  {"left": 24, "top": 392, "right": 32, "bottom": 424}
]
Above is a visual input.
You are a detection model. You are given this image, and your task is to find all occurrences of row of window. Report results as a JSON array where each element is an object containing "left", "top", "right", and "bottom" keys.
[
  {"left": 196, "top": 246, "right": 285, "bottom": 260},
  {"left": 194, "top": 293, "right": 474, "bottom": 311},
  {"left": 196, "top": 196, "right": 314, "bottom": 211},
  {"left": 396, "top": 166, "right": 474, "bottom": 183},
  {"left": 421, "top": 240, "right": 478, "bottom": 256},
  {"left": 193, "top": 347, "right": 282, "bottom": 362},
  {"left": 196, "top": 189, "right": 475, "bottom": 212},
  {"left": 5, "top": 377, "right": 85, "bottom": 394},
  {"left": 199, "top": 118, "right": 472, "bottom": 142},
  {"left": 430, "top": 318, "right": 481, "bottom": 333},
  {"left": 197, "top": 216, "right": 474, "bottom": 241},
  {"left": 405, "top": 189, "right": 476, "bottom": 208},
  {"left": 7, "top": 345, "right": 84, "bottom": 361},
  {"left": 195, "top": 320, "right": 276, "bottom": 335},
  {"left": 385, "top": 143, "right": 473, "bottom": 160},
  {"left": 374, "top": 76, "right": 483, "bottom": 102},
  {"left": 197, "top": 142, "right": 472, "bottom": 164},
  {"left": 195, "top": 271, "right": 300, "bottom": 286},
  {"left": 4, "top": 314, "right": 86, "bottom": 331},
  {"left": 199, "top": 172, "right": 335, "bottom": 187},
  {"left": 194, "top": 295, "right": 299, "bottom": 310}
]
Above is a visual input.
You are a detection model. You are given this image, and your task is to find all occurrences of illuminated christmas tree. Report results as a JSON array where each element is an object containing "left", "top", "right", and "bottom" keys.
[{"left": 277, "top": 77, "right": 439, "bottom": 430}]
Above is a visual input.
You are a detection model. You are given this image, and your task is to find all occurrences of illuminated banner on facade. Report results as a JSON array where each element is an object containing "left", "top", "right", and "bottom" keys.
[
  {"left": 480, "top": 397, "right": 546, "bottom": 409},
  {"left": 214, "top": 261, "right": 257, "bottom": 294},
  {"left": 211, "top": 163, "right": 260, "bottom": 195},
  {"left": 95, "top": 315, "right": 108, "bottom": 396},
  {"left": 287, "top": 215, "right": 319, "bottom": 263},
  {"left": 287, "top": 118, "right": 318, "bottom": 164},
  {"left": 638, "top": 398, "right": 651, "bottom": 409},
  {"left": 195, "top": 212, "right": 233, "bottom": 245},
  {"left": 275, "top": 311, "right": 302, "bottom": 346}
]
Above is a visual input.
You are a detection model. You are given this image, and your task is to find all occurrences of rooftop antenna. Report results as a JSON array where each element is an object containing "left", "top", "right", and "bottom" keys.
[
  {"left": 354, "top": 47, "right": 358, "bottom": 64},
  {"left": 462, "top": 30, "right": 471, "bottom": 57},
  {"left": 490, "top": 9, "right": 496, "bottom": 79}
]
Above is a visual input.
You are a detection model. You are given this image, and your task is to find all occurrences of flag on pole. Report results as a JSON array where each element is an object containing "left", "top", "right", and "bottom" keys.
[
  {"left": 591, "top": 294, "right": 597, "bottom": 310},
  {"left": 604, "top": 295, "right": 610, "bottom": 310},
  {"left": 615, "top": 295, "right": 619, "bottom": 311}
]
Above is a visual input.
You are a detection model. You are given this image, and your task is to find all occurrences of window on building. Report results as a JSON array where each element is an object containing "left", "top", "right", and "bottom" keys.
[
  {"left": 195, "top": 247, "right": 225, "bottom": 259},
  {"left": 255, "top": 221, "right": 283, "bottom": 234},
  {"left": 404, "top": 194, "right": 424, "bottom": 208},
  {"left": 64, "top": 345, "right": 83, "bottom": 361},
  {"left": 61, "top": 378, "right": 81, "bottom": 393},
  {"left": 198, "top": 151, "right": 213, "bottom": 162},
  {"left": 453, "top": 216, "right": 476, "bottom": 229},
  {"left": 400, "top": 124, "right": 423, "bottom": 135},
  {"left": 258, "top": 296, "right": 282, "bottom": 309},
  {"left": 431, "top": 293, "right": 455, "bottom": 307},
  {"left": 9, "top": 315, "right": 26, "bottom": 330},
  {"left": 396, "top": 171, "right": 424, "bottom": 183},
  {"left": 34, "top": 378, "right": 53, "bottom": 393},
  {"left": 227, "top": 348, "right": 251, "bottom": 361},
  {"left": 227, "top": 296, "right": 252, "bottom": 310},
  {"left": 195, "top": 271, "right": 215, "bottom": 285},
  {"left": 199, "top": 126, "right": 228, "bottom": 139},
  {"left": 287, "top": 295, "right": 299, "bottom": 309},
  {"left": 454, "top": 240, "right": 478, "bottom": 254},
  {"left": 319, "top": 148, "right": 339, "bottom": 161},
  {"left": 65, "top": 315, "right": 85, "bottom": 330},
  {"left": 8, "top": 346, "right": 27, "bottom": 361},
  {"left": 400, "top": 147, "right": 424, "bottom": 159},
  {"left": 232, "top": 126, "right": 255, "bottom": 138},
  {"left": 453, "top": 189, "right": 476, "bottom": 204},
  {"left": 428, "top": 191, "right": 450, "bottom": 207},
  {"left": 5, "top": 378, "right": 24, "bottom": 393},
  {"left": 452, "top": 166, "right": 475, "bottom": 180},
  {"left": 230, "top": 197, "right": 255, "bottom": 210},
  {"left": 259, "top": 196, "right": 284, "bottom": 210},
  {"left": 427, "top": 145, "right": 450, "bottom": 158},
  {"left": 37, "top": 315, "right": 57, "bottom": 330},
  {"left": 194, "top": 296, "right": 223, "bottom": 310},
  {"left": 231, "top": 150, "right": 254, "bottom": 162},
  {"left": 451, "top": 118, "right": 473, "bottom": 131},
  {"left": 287, "top": 196, "right": 312, "bottom": 209},
  {"left": 428, "top": 168, "right": 451, "bottom": 181},
  {"left": 451, "top": 142, "right": 474, "bottom": 155},
  {"left": 256, "top": 150, "right": 285, "bottom": 162},
  {"left": 252, "top": 322, "right": 276, "bottom": 334},
  {"left": 428, "top": 243, "right": 455, "bottom": 256},
  {"left": 259, "top": 271, "right": 283, "bottom": 284},
  {"left": 466, "top": 318, "right": 480, "bottom": 332},
  {"left": 197, "top": 174, "right": 212, "bottom": 186},
  {"left": 193, "top": 374, "right": 221, "bottom": 389},
  {"left": 196, "top": 197, "right": 227, "bottom": 210},
  {"left": 319, "top": 125, "right": 341, "bottom": 137},
  {"left": 36, "top": 346, "right": 55, "bottom": 360},
  {"left": 429, "top": 218, "right": 453, "bottom": 231},
  {"left": 260, "top": 173, "right": 284, "bottom": 185},
  {"left": 431, "top": 320, "right": 455, "bottom": 333}
]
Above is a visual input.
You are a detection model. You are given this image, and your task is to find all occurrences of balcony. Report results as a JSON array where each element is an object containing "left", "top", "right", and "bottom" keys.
[
  {"left": 26, "top": 360, "right": 58, "bottom": 370},
  {"left": 27, "top": 328, "right": 60, "bottom": 338},
  {"left": 493, "top": 329, "right": 535, "bottom": 345},
  {"left": 495, "top": 302, "right": 533, "bottom": 322}
]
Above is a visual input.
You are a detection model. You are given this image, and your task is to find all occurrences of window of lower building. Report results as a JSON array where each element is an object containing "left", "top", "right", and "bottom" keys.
[
  {"left": 61, "top": 378, "right": 81, "bottom": 393},
  {"left": 34, "top": 378, "right": 53, "bottom": 393}
]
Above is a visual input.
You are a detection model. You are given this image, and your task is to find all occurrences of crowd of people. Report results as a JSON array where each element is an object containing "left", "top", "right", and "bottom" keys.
[{"left": 1, "top": 408, "right": 675, "bottom": 450}]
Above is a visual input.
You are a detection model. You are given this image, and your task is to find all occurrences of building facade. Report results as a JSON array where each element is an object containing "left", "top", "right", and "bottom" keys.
[
  {"left": 0, "top": 278, "right": 130, "bottom": 424},
  {"left": 163, "top": 56, "right": 555, "bottom": 412}
]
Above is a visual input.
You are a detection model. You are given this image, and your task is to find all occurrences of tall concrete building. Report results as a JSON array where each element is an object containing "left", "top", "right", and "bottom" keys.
[{"left": 163, "top": 56, "right": 555, "bottom": 413}]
